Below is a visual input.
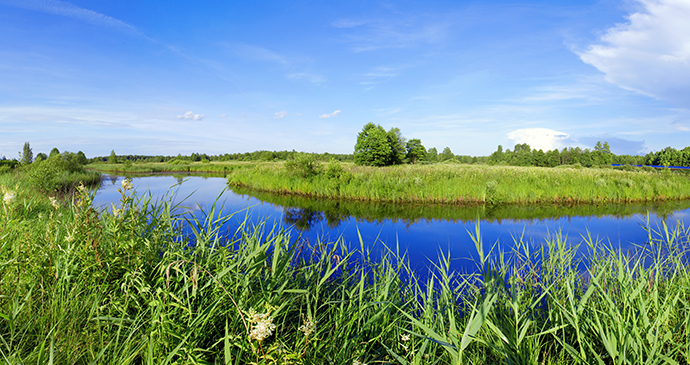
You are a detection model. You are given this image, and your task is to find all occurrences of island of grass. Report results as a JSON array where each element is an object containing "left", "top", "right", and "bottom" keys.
[{"left": 227, "top": 159, "right": 690, "bottom": 205}]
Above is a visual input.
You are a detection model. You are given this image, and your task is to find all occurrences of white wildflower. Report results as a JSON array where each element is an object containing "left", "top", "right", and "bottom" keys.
[
  {"left": 247, "top": 308, "right": 276, "bottom": 342},
  {"left": 49, "top": 197, "right": 59, "bottom": 209},
  {"left": 400, "top": 333, "right": 410, "bottom": 342},
  {"left": 353, "top": 360, "right": 367, "bottom": 365},
  {"left": 298, "top": 317, "right": 317, "bottom": 337},
  {"left": 121, "top": 178, "right": 133, "bottom": 192},
  {"left": 111, "top": 203, "right": 121, "bottom": 218},
  {"left": 3, "top": 191, "right": 15, "bottom": 205}
]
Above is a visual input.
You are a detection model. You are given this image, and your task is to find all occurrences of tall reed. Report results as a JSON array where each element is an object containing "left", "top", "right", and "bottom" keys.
[{"left": 2, "top": 173, "right": 690, "bottom": 364}]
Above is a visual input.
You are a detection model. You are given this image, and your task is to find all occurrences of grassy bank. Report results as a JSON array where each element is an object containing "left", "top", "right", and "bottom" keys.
[
  {"left": 2, "top": 172, "right": 690, "bottom": 363},
  {"left": 228, "top": 161, "right": 690, "bottom": 205},
  {"left": 88, "top": 161, "right": 259, "bottom": 174}
]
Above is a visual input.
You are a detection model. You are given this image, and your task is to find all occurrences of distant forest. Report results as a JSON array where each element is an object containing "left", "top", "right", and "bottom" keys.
[{"left": 89, "top": 143, "right": 690, "bottom": 168}]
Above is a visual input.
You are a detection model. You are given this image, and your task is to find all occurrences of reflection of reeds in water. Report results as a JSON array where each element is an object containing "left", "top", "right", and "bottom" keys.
[
  {"left": 3, "top": 172, "right": 690, "bottom": 364},
  {"left": 228, "top": 162, "right": 690, "bottom": 205},
  {"left": 233, "top": 185, "right": 690, "bottom": 229}
]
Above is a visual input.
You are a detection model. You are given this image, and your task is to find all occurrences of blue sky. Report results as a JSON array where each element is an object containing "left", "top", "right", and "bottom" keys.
[{"left": 1, "top": 0, "right": 689, "bottom": 158}]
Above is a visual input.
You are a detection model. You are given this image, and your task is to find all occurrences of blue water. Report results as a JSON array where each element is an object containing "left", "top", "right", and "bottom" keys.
[{"left": 93, "top": 174, "right": 690, "bottom": 275}]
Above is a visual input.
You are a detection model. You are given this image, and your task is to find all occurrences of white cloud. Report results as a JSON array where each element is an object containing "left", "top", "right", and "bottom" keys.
[
  {"left": 507, "top": 128, "right": 570, "bottom": 151},
  {"left": 578, "top": 0, "right": 690, "bottom": 108},
  {"left": 228, "top": 44, "right": 287, "bottom": 64},
  {"left": 219, "top": 113, "right": 226, "bottom": 117},
  {"left": 176, "top": 111, "right": 205, "bottom": 121},
  {"left": 274, "top": 111, "right": 287, "bottom": 119},
  {"left": 287, "top": 73, "right": 327, "bottom": 85},
  {"left": 1, "top": 0, "right": 140, "bottom": 35},
  {"left": 296, "top": 113, "right": 303, "bottom": 116},
  {"left": 319, "top": 110, "right": 341, "bottom": 119}
]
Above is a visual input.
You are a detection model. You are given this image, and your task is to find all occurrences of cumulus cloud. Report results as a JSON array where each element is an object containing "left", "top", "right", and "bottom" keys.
[
  {"left": 176, "top": 111, "right": 205, "bottom": 121},
  {"left": 319, "top": 110, "right": 341, "bottom": 119},
  {"left": 274, "top": 111, "right": 287, "bottom": 119},
  {"left": 219, "top": 113, "right": 226, "bottom": 117},
  {"left": 507, "top": 128, "right": 570, "bottom": 151},
  {"left": 578, "top": 0, "right": 690, "bottom": 108}
]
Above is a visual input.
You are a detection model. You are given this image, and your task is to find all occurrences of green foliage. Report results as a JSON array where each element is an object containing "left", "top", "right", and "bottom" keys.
[
  {"left": 34, "top": 152, "right": 47, "bottom": 162},
  {"left": 439, "top": 147, "right": 454, "bottom": 162},
  {"left": 387, "top": 127, "right": 406, "bottom": 165},
  {"left": 230, "top": 162, "right": 690, "bottom": 204},
  {"left": 405, "top": 138, "right": 426, "bottom": 164},
  {"left": 49, "top": 147, "right": 60, "bottom": 159},
  {"left": 427, "top": 147, "right": 438, "bottom": 163},
  {"left": 3, "top": 173, "right": 690, "bottom": 364},
  {"left": 108, "top": 150, "right": 118, "bottom": 164},
  {"left": 285, "top": 153, "right": 321, "bottom": 178},
  {"left": 20, "top": 142, "right": 33, "bottom": 165},
  {"left": 23, "top": 155, "right": 99, "bottom": 193},
  {"left": 354, "top": 123, "right": 393, "bottom": 166}
]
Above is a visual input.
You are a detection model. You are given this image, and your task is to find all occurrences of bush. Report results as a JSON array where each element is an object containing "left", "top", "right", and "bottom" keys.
[{"left": 285, "top": 154, "right": 321, "bottom": 178}]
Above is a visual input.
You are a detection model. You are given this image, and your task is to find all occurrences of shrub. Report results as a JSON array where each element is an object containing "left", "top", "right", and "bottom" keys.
[{"left": 285, "top": 154, "right": 321, "bottom": 178}]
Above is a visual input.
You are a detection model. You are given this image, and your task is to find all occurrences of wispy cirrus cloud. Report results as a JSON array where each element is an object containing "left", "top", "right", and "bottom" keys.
[
  {"left": 0, "top": 0, "right": 141, "bottom": 35},
  {"left": 225, "top": 43, "right": 288, "bottom": 64},
  {"left": 332, "top": 15, "right": 449, "bottom": 52},
  {"left": 287, "top": 73, "right": 327, "bottom": 85},
  {"left": 319, "top": 110, "right": 341, "bottom": 119},
  {"left": 577, "top": 0, "right": 690, "bottom": 109}
]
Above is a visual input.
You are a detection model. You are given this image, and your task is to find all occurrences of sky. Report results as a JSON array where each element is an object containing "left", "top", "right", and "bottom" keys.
[{"left": 1, "top": 0, "right": 689, "bottom": 158}]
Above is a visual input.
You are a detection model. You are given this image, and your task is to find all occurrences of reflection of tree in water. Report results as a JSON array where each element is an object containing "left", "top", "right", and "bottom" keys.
[
  {"left": 109, "top": 175, "right": 118, "bottom": 185},
  {"left": 283, "top": 208, "right": 326, "bottom": 231}
]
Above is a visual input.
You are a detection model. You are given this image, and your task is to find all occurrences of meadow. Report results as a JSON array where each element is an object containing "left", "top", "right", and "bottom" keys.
[
  {"left": 88, "top": 161, "right": 259, "bottom": 174},
  {"left": 228, "top": 160, "right": 690, "bottom": 205},
  {"left": 2, "top": 168, "right": 690, "bottom": 364}
]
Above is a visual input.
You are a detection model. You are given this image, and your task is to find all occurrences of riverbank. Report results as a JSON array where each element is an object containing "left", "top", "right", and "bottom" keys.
[
  {"left": 88, "top": 161, "right": 257, "bottom": 174},
  {"left": 228, "top": 162, "right": 690, "bottom": 205},
  {"left": 2, "top": 171, "right": 690, "bottom": 363}
]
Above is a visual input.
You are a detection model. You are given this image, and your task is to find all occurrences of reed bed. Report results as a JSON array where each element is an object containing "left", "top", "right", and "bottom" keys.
[
  {"left": 228, "top": 162, "right": 690, "bottom": 205},
  {"left": 2, "top": 174, "right": 690, "bottom": 364},
  {"left": 89, "top": 161, "right": 258, "bottom": 174}
]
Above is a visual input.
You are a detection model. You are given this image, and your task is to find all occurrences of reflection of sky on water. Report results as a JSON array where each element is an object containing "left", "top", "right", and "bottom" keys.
[{"left": 93, "top": 175, "right": 690, "bottom": 276}]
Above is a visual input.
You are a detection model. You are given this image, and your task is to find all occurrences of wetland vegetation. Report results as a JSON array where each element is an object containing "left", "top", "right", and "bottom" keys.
[
  {"left": 2, "top": 167, "right": 690, "bottom": 364},
  {"left": 3, "top": 140, "right": 690, "bottom": 364}
]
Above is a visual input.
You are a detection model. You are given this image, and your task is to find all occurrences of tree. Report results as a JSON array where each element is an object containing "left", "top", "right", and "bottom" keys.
[
  {"left": 49, "top": 147, "right": 60, "bottom": 159},
  {"left": 354, "top": 123, "right": 393, "bottom": 166},
  {"left": 109, "top": 150, "right": 118, "bottom": 164},
  {"left": 21, "top": 142, "right": 33, "bottom": 164},
  {"left": 405, "top": 139, "right": 426, "bottom": 164},
  {"left": 387, "top": 128, "right": 406, "bottom": 165},
  {"left": 488, "top": 145, "right": 504, "bottom": 165},
  {"left": 439, "top": 147, "right": 454, "bottom": 162},
  {"left": 76, "top": 151, "right": 88, "bottom": 165},
  {"left": 427, "top": 147, "right": 438, "bottom": 163},
  {"left": 35, "top": 152, "right": 47, "bottom": 162}
]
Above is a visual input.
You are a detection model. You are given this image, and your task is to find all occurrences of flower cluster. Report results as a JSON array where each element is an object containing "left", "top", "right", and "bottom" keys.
[
  {"left": 49, "top": 197, "right": 59, "bottom": 209},
  {"left": 353, "top": 360, "right": 367, "bottom": 365},
  {"left": 298, "top": 316, "right": 317, "bottom": 337},
  {"left": 121, "top": 178, "right": 134, "bottom": 192},
  {"left": 247, "top": 308, "right": 276, "bottom": 342},
  {"left": 3, "top": 191, "right": 15, "bottom": 205}
]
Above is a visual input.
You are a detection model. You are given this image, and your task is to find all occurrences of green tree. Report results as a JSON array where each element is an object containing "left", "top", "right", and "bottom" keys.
[
  {"left": 427, "top": 147, "right": 438, "bottom": 163},
  {"left": 21, "top": 142, "right": 33, "bottom": 164},
  {"left": 488, "top": 145, "right": 504, "bottom": 165},
  {"left": 405, "top": 138, "right": 426, "bottom": 164},
  {"left": 439, "top": 147, "right": 454, "bottom": 162},
  {"left": 49, "top": 147, "right": 60, "bottom": 159},
  {"left": 109, "top": 150, "right": 118, "bottom": 164},
  {"left": 35, "top": 152, "right": 47, "bottom": 162},
  {"left": 513, "top": 143, "right": 533, "bottom": 166},
  {"left": 354, "top": 123, "right": 393, "bottom": 166},
  {"left": 387, "top": 127, "right": 406, "bottom": 165},
  {"left": 76, "top": 151, "right": 88, "bottom": 165}
]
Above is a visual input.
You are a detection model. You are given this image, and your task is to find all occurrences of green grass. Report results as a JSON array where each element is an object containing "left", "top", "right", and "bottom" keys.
[
  {"left": 88, "top": 161, "right": 260, "bottom": 174},
  {"left": 228, "top": 161, "right": 690, "bottom": 205},
  {"left": 2, "top": 172, "right": 690, "bottom": 364}
]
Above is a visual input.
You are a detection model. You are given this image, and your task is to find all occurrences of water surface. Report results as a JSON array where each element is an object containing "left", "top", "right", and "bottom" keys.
[{"left": 92, "top": 174, "right": 690, "bottom": 274}]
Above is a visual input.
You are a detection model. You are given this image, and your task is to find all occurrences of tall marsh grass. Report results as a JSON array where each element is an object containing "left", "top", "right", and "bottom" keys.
[
  {"left": 2, "top": 176, "right": 690, "bottom": 364},
  {"left": 229, "top": 162, "right": 690, "bottom": 205}
]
